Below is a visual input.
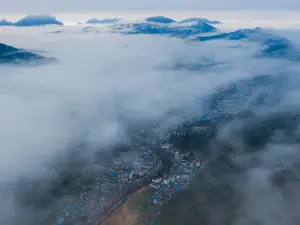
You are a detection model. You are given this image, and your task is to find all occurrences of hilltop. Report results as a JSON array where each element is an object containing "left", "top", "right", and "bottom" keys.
[{"left": 14, "top": 15, "right": 63, "bottom": 26}]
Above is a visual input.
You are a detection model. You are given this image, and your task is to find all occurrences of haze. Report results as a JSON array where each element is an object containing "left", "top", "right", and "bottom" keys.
[{"left": 1, "top": 0, "right": 300, "bottom": 13}]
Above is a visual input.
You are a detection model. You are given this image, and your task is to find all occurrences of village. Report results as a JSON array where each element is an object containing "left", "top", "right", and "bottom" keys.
[
  {"left": 55, "top": 125, "right": 205, "bottom": 225},
  {"left": 129, "top": 143, "right": 203, "bottom": 225}
]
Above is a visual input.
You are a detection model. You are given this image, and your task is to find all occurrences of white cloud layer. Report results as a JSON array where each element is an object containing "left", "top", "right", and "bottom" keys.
[
  {"left": 1, "top": 24, "right": 299, "bottom": 180},
  {"left": 1, "top": 22, "right": 300, "bottom": 224}
]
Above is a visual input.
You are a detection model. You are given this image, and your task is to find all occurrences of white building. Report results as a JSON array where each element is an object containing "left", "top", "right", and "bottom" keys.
[
  {"left": 152, "top": 177, "right": 162, "bottom": 184},
  {"left": 139, "top": 171, "right": 146, "bottom": 176},
  {"left": 129, "top": 172, "right": 134, "bottom": 180},
  {"left": 175, "top": 151, "right": 181, "bottom": 160},
  {"left": 161, "top": 143, "right": 172, "bottom": 149},
  {"left": 113, "top": 158, "right": 122, "bottom": 166},
  {"left": 181, "top": 174, "right": 191, "bottom": 180},
  {"left": 192, "top": 127, "right": 207, "bottom": 132},
  {"left": 163, "top": 177, "right": 172, "bottom": 185}
]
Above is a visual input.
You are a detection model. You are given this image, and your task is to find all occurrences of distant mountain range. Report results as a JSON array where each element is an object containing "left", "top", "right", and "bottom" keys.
[
  {"left": 0, "top": 43, "right": 53, "bottom": 64},
  {"left": 0, "top": 15, "right": 63, "bottom": 27},
  {"left": 0, "top": 15, "right": 221, "bottom": 28},
  {"left": 110, "top": 23, "right": 300, "bottom": 62},
  {"left": 108, "top": 16, "right": 220, "bottom": 38},
  {"left": 196, "top": 27, "right": 264, "bottom": 41},
  {"left": 145, "top": 16, "right": 176, "bottom": 23},
  {"left": 3, "top": 15, "right": 294, "bottom": 60},
  {"left": 144, "top": 16, "right": 222, "bottom": 24},
  {"left": 196, "top": 27, "right": 300, "bottom": 60},
  {"left": 111, "top": 21, "right": 217, "bottom": 38},
  {"left": 14, "top": 15, "right": 63, "bottom": 26},
  {"left": 0, "top": 19, "right": 13, "bottom": 26},
  {"left": 180, "top": 18, "right": 221, "bottom": 24}
]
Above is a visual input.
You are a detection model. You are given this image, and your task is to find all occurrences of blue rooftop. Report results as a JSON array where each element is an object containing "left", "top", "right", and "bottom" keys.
[{"left": 111, "top": 172, "right": 117, "bottom": 177}]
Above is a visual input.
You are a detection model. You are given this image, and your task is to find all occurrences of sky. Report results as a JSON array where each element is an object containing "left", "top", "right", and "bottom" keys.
[
  {"left": 2, "top": 10, "right": 300, "bottom": 28},
  {"left": 1, "top": 0, "right": 300, "bottom": 13}
]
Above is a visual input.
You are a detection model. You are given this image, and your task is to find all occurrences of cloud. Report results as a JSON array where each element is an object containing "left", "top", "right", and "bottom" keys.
[
  {"left": 86, "top": 18, "right": 121, "bottom": 24},
  {"left": 1, "top": 24, "right": 300, "bottom": 224}
]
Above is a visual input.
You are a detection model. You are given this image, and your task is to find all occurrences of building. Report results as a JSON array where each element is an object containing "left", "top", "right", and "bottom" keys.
[
  {"left": 152, "top": 177, "right": 162, "bottom": 184},
  {"left": 129, "top": 172, "right": 134, "bottom": 180},
  {"left": 161, "top": 143, "right": 172, "bottom": 149},
  {"left": 174, "top": 151, "right": 181, "bottom": 160},
  {"left": 163, "top": 176, "right": 172, "bottom": 185},
  {"left": 192, "top": 127, "right": 207, "bottom": 132},
  {"left": 113, "top": 158, "right": 122, "bottom": 167},
  {"left": 181, "top": 174, "right": 190, "bottom": 180},
  {"left": 139, "top": 170, "right": 146, "bottom": 176}
]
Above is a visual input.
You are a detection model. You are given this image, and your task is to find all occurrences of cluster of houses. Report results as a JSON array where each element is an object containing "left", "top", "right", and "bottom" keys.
[
  {"left": 56, "top": 146, "right": 160, "bottom": 225},
  {"left": 149, "top": 146, "right": 202, "bottom": 206}
]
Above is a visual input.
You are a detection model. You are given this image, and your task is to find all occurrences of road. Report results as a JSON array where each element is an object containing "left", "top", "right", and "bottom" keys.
[{"left": 93, "top": 195, "right": 130, "bottom": 225}]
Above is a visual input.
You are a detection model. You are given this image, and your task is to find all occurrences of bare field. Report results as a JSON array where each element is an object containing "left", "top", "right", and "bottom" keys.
[{"left": 100, "top": 197, "right": 139, "bottom": 225}]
